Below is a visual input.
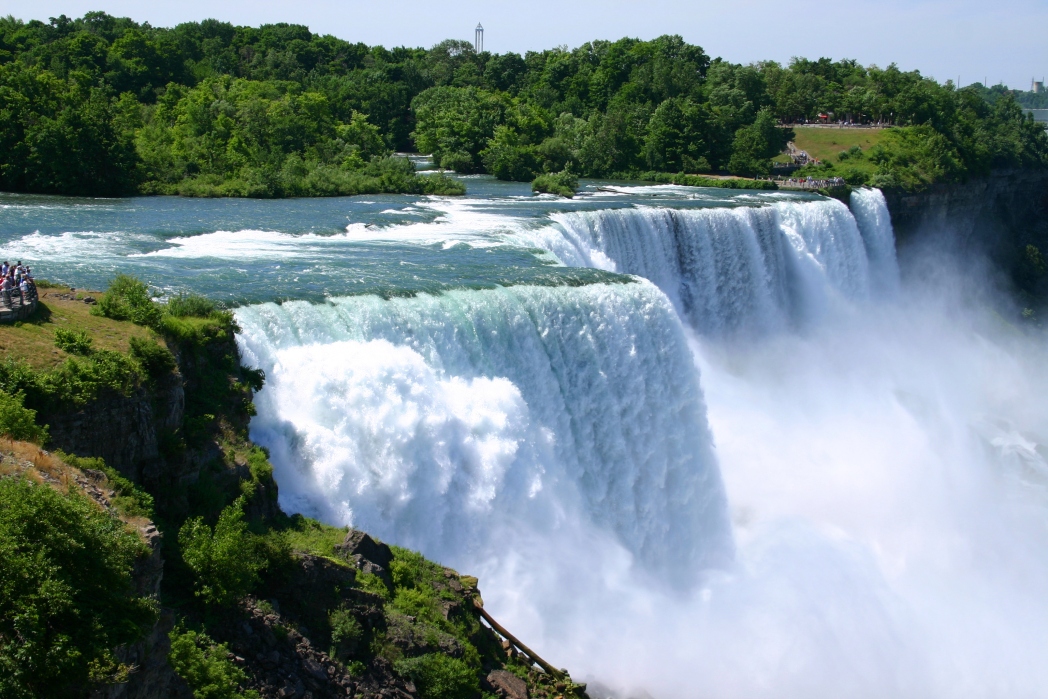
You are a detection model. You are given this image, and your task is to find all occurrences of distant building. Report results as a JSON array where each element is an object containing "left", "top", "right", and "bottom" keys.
[
  {"left": 1033, "top": 78, "right": 1044, "bottom": 93},
  {"left": 475, "top": 23, "right": 484, "bottom": 53}
]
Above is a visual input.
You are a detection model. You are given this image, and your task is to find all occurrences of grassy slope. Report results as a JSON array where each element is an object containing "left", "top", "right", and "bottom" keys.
[
  {"left": 790, "top": 126, "right": 887, "bottom": 161},
  {"left": 0, "top": 287, "right": 153, "bottom": 371}
]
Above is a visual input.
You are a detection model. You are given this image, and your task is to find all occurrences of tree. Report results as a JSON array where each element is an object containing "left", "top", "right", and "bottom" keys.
[
  {"left": 728, "top": 108, "right": 786, "bottom": 177},
  {"left": 0, "top": 477, "right": 156, "bottom": 697},
  {"left": 178, "top": 497, "right": 264, "bottom": 609}
]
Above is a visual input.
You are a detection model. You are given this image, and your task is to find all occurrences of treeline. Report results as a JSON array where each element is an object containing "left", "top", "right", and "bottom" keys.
[
  {"left": 1, "top": 12, "right": 1046, "bottom": 197},
  {"left": 0, "top": 13, "right": 462, "bottom": 197}
]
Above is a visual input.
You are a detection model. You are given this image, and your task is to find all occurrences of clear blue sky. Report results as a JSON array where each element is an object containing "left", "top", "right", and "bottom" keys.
[{"left": 4, "top": 0, "right": 1045, "bottom": 89}]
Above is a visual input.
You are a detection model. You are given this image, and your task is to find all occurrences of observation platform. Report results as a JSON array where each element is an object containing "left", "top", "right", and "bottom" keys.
[{"left": 0, "top": 290, "right": 39, "bottom": 323}]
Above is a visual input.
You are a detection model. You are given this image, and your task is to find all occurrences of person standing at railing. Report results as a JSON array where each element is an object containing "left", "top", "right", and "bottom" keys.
[{"left": 1, "top": 275, "right": 12, "bottom": 308}]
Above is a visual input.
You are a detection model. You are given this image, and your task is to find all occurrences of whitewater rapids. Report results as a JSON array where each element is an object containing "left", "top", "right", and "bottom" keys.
[{"left": 236, "top": 187, "right": 1048, "bottom": 699}]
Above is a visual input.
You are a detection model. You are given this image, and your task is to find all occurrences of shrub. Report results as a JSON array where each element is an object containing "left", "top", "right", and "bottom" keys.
[
  {"left": 393, "top": 653, "right": 479, "bottom": 699},
  {"left": 329, "top": 606, "right": 365, "bottom": 658},
  {"left": 168, "top": 627, "right": 259, "bottom": 699},
  {"left": 93, "top": 275, "right": 163, "bottom": 329},
  {"left": 178, "top": 497, "right": 264, "bottom": 608},
  {"left": 532, "top": 170, "right": 579, "bottom": 198},
  {"left": 53, "top": 328, "right": 94, "bottom": 355},
  {"left": 165, "top": 294, "right": 219, "bottom": 318},
  {"left": 0, "top": 477, "right": 157, "bottom": 697},
  {"left": 0, "top": 389, "right": 48, "bottom": 443},
  {"left": 129, "top": 337, "right": 177, "bottom": 381}
]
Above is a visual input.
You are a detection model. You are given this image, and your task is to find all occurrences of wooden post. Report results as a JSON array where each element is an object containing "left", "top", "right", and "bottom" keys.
[{"left": 472, "top": 598, "right": 566, "bottom": 680}]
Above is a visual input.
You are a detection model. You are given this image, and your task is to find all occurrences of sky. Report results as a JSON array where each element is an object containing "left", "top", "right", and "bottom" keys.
[{"left": 2, "top": 0, "right": 1045, "bottom": 90}]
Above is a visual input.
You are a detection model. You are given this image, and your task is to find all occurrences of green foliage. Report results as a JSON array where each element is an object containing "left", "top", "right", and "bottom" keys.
[
  {"left": 178, "top": 497, "right": 265, "bottom": 608},
  {"left": 0, "top": 348, "right": 144, "bottom": 416},
  {"left": 637, "top": 172, "right": 778, "bottom": 190},
  {"left": 1017, "top": 244, "right": 1047, "bottom": 294},
  {"left": 351, "top": 570, "right": 389, "bottom": 600},
  {"left": 168, "top": 627, "right": 259, "bottom": 699},
  {"left": 0, "top": 389, "right": 48, "bottom": 443},
  {"left": 393, "top": 653, "right": 479, "bottom": 699},
  {"left": 57, "top": 451, "right": 155, "bottom": 519},
  {"left": 129, "top": 336, "right": 177, "bottom": 381},
  {"left": 93, "top": 274, "right": 162, "bottom": 329},
  {"left": 865, "top": 126, "right": 964, "bottom": 190},
  {"left": 532, "top": 170, "right": 579, "bottom": 198},
  {"left": 0, "top": 476, "right": 156, "bottom": 697},
  {"left": 53, "top": 328, "right": 93, "bottom": 355},
  {"left": 329, "top": 606, "right": 365, "bottom": 658},
  {"left": 165, "top": 293, "right": 219, "bottom": 318},
  {"left": 728, "top": 108, "right": 787, "bottom": 176},
  {"left": 0, "top": 13, "right": 1044, "bottom": 195}
]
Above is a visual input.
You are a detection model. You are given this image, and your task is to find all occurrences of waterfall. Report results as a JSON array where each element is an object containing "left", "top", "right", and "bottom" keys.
[
  {"left": 236, "top": 281, "right": 732, "bottom": 583},
  {"left": 531, "top": 191, "right": 898, "bottom": 335},
  {"left": 849, "top": 187, "right": 901, "bottom": 296}
]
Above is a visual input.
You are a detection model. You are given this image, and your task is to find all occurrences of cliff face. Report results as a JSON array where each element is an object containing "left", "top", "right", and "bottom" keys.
[
  {"left": 882, "top": 169, "right": 1048, "bottom": 279},
  {"left": 42, "top": 373, "right": 185, "bottom": 486}
]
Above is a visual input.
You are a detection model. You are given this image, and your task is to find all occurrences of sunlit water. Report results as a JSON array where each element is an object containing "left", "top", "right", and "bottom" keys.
[{"left": 4, "top": 179, "right": 1047, "bottom": 698}]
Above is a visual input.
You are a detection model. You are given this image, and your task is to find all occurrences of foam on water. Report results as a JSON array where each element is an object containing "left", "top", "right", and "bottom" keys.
[{"left": 236, "top": 282, "right": 732, "bottom": 584}]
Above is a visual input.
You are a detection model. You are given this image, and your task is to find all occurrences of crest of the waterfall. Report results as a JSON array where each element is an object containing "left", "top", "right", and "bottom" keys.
[
  {"left": 236, "top": 281, "right": 732, "bottom": 584},
  {"left": 542, "top": 194, "right": 899, "bottom": 336}
]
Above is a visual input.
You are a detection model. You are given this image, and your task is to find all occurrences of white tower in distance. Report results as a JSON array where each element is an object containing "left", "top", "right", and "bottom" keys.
[{"left": 475, "top": 23, "right": 484, "bottom": 53}]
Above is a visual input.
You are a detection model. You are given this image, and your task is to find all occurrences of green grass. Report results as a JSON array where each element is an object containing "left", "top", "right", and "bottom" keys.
[
  {"left": 790, "top": 126, "right": 887, "bottom": 163},
  {"left": 0, "top": 287, "right": 154, "bottom": 372},
  {"left": 279, "top": 515, "right": 351, "bottom": 563}
]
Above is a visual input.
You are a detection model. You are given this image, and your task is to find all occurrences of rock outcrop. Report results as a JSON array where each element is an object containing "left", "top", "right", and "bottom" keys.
[{"left": 882, "top": 169, "right": 1048, "bottom": 282}]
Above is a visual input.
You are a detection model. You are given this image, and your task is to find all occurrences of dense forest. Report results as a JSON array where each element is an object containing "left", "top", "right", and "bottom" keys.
[{"left": 1, "top": 12, "right": 1046, "bottom": 197}]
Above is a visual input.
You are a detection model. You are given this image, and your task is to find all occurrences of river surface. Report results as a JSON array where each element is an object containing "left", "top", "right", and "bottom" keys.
[{"left": 3, "top": 178, "right": 1047, "bottom": 698}]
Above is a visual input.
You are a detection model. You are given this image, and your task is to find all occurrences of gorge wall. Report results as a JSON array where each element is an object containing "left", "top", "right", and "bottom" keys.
[{"left": 882, "top": 169, "right": 1048, "bottom": 286}]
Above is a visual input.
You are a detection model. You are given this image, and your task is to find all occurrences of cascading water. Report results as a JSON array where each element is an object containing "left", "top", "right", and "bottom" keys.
[
  {"left": 231, "top": 186, "right": 1048, "bottom": 698},
  {"left": 7, "top": 182, "right": 1044, "bottom": 698},
  {"left": 236, "top": 281, "right": 732, "bottom": 584},
  {"left": 535, "top": 194, "right": 892, "bottom": 336}
]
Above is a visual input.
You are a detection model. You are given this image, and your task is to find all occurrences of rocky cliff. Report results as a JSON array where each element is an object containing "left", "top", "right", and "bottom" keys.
[{"left": 882, "top": 169, "right": 1048, "bottom": 286}]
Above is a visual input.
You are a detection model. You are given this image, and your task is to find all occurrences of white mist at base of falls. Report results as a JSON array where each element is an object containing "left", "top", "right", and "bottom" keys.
[{"left": 236, "top": 188, "right": 1048, "bottom": 699}]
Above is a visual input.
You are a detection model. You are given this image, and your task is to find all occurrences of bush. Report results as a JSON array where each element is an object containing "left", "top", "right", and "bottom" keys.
[
  {"left": 129, "top": 336, "right": 177, "bottom": 381},
  {"left": 394, "top": 653, "right": 478, "bottom": 699},
  {"left": 178, "top": 497, "right": 264, "bottom": 608},
  {"left": 0, "top": 350, "right": 142, "bottom": 415},
  {"left": 0, "top": 389, "right": 48, "bottom": 443},
  {"left": 53, "top": 328, "right": 93, "bottom": 355},
  {"left": 165, "top": 294, "right": 219, "bottom": 318},
  {"left": 93, "top": 275, "right": 163, "bottom": 329},
  {"left": 0, "top": 477, "right": 157, "bottom": 697},
  {"left": 168, "top": 627, "right": 259, "bottom": 699},
  {"left": 329, "top": 606, "right": 365, "bottom": 658},
  {"left": 532, "top": 170, "right": 579, "bottom": 198}
]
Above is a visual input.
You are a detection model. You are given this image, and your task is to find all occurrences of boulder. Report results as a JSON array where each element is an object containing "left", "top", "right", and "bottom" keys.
[
  {"left": 336, "top": 529, "right": 393, "bottom": 569},
  {"left": 486, "top": 670, "right": 528, "bottom": 699}
]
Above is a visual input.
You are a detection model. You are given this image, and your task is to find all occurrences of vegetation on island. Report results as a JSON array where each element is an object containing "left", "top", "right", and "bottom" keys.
[
  {"left": 532, "top": 170, "right": 579, "bottom": 197},
  {"left": 0, "top": 279, "right": 587, "bottom": 699},
  {"left": 1, "top": 12, "right": 1047, "bottom": 197}
]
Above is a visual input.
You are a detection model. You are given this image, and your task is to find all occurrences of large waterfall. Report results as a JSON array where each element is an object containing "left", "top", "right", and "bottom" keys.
[
  {"left": 236, "top": 282, "right": 731, "bottom": 584},
  {"left": 229, "top": 187, "right": 1048, "bottom": 699}
]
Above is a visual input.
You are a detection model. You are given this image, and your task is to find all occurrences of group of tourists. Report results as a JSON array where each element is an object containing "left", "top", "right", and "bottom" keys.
[
  {"left": 778, "top": 176, "right": 847, "bottom": 190},
  {"left": 1, "top": 260, "right": 37, "bottom": 308}
]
